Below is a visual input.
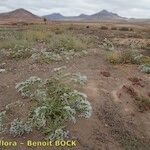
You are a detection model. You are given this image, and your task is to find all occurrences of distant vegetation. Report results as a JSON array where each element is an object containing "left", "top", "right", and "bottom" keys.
[
  {"left": 119, "top": 27, "right": 133, "bottom": 31},
  {"left": 0, "top": 24, "right": 94, "bottom": 62},
  {"left": 101, "top": 26, "right": 109, "bottom": 30},
  {"left": 103, "top": 38, "right": 150, "bottom": 74}
]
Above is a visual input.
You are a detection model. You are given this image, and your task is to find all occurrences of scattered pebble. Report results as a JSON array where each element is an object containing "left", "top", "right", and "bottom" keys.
[{"left": 0, "top": 69, "right": 6, "bottom": 73}]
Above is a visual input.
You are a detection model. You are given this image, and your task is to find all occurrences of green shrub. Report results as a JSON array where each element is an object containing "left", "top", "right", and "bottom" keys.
[
  {"left": 31, "top": 51, "right": 61, "bottom": 64},
  {"left": 138, "top": 64, "right": 150, "bottom": 73},
  {"left": 140, "top": 56, "right": 150, "bottom": 64},
  {"left": 106, "top": 49, "right": 142, "bottom": 64},
  {"left": 15, "top": 76, "right": 42, "bottom": 97},
  {"left": 9, "top": 48, "right": 33, "bottom": 59},
  {"left": 47, "top": 128, "right": 69, "bottom": 140},
  {"left": 15, "top": 72, "right": 92, "bottom": 140},
  {"left": 111, "top": 27, "right": 117, "bottom": 30},
  {"left": 120, "top": 49, "right": 137, "bottom": 64},
  {"left": 0, "top": 111, "right": 6, "bottom": 133},
  {"left": 103, "top": 38, "right": 115, "bottom": 51},
  {"left": 119, "top": 27, "right": 130, "bottom": 31},
  {"left": 106, "top": 51, "right": 122, "bottom": 64},
  {"left": 101, "top": 26, "right": 109, "bottom": 30},
  {"left": 71, "top": 73, "right": 87, "bottom": 85},
  {"left": 10, "top": 118, "right": 32, "bottom": 137}
]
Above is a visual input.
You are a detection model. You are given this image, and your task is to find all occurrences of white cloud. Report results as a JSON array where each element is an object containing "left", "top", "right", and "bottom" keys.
[{"left": 0, "top": 0, "right": 150, "bottom": 18}]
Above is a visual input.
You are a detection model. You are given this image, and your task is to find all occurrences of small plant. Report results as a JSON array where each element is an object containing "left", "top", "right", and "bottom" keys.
[
  {"left": 135, "top": 95, "right": 150, "bottom": 111},
  {"left": 106, "top": 49, "right": 142, "bottom": 64},
  {"left": 0, "top": 69, "right": 6, "bottom": 73},
  {"left": 119, "top": 27, "right": 130, "bottom": 31},
  {"left": 5, "top": 101, "right": 24, "bottom": 111},
  {"left": 140, "top": 56, "right": 150, "bottom": 64},
  {"left": 0, "top": 111, "right": 6, "bottom": 134},
  {"left": 9, "top": 48, "right": 33, "bottom": 59},
  {"left": 71, "top": 73, "right": 88, "bottom": 85},
  {"left": 47, "top": 128, "right": 69, "bottom": 140},
  {"left": 106, "top": 51, "right": 122, "bottom": 64},
  {"left": 138, "top": 64, "right": 150, "bottom": 73},
  {"left": 31, "top": 51, "right": 61, "bottom": 64},
  {"left": 111, "top": 27, "right": 117, "bottom": 30},
  {"left": 121, "top": 49, "right": 137, "bottom": 64},
  {"left": 15, "top": 76, "right": 43, "bottom": 97},
  {"left": 103, "top": 38, "right": 115, "bottom": 51},
  {"left": 53, "top": 66, "right": 67, "bottom": 72},
  {"left": 101, "top": 26, "right": 108, "bottom": 30},
  {"left": 31, "top": 106, "right": 47, "bottom": 129},
  {"left": 10, "top": 118, "right": 32, "bottom": 137}
]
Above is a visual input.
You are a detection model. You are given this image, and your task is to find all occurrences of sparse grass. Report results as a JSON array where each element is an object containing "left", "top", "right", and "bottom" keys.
[
  {"left": 0, "top": 25, "right": 93, "bottom": 61},
  {"left": 106, "top": 49, "right": 141, "bottom": 64},
  {"left": 31, "top": 51, "right": 61, "bottom": 64},
  {"left": 0, "top": 38, "right": 33, "bottom": 59},
  {"left": 47, "top": 32, "right": 88, "bottom": 53},
  {"left": 0, "top": 39, "right": 30, "bottom": 50},
  {"left": 23, "top": 30, "right": 55, "bottom": 42},
  {"left": 138, "top": 64, "right": 150, "bottom": 73}
]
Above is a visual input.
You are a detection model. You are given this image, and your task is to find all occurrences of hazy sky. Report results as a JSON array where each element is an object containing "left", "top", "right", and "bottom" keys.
[{"left": 0, "top": 0, "right": 150, "bottom": 18}]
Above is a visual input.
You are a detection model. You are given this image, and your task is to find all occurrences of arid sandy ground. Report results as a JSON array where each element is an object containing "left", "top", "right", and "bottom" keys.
[{"left": 0, "top": 21, "right": 150, "bottom": 150}]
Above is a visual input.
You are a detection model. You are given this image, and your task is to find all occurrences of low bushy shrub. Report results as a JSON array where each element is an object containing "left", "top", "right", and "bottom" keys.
[
  {"left": 138, "top": 64, "right": 150, "bottom": 73},
  {"left": 9, "top": 48, "right": 33, "bottom": 59},
  {"left": 106, "top": 49, "right": 142, "bottom": 64},
  {"left": 103, "top": 38, "right": 115, "bottom": 51},
  {"left": 0, "top": 111, "right": 6, "bottom": 133},
  {"left": 10, "top": 118, "right": 32, "bottom": 137},
  {"left": 106, "top": 51, "right": 122, "bottom": 64},
  {"left": 31, "top": 51, "right": 61, "bottom": 64},
  {"left": 119, "top": 27, "right": 130, "bottom": 31},
  {"left": 71, "top": 73, "right": 88, "bottom": 85},
  {"left": 111, "top": 27, "right": 117, "bottom": 30},
  {"left": 140, "top": 56, "right": 150, "bottom": 64},
  {"left": 15, "top": 72, "right": 92, "bottom": 139},
  {"left": 101, "top": 26, "right": 109, "bottom": 30}
]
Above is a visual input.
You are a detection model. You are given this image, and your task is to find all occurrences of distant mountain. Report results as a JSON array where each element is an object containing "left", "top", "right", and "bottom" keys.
[
  {"left": 87, "top": 10, "right": 125, "bottom": 20},
  {"left": 0, "top": 8, "right": 41, "bottom": 21},
  {"left": 43, "top": 9, "right": 126, "bottom": 21},
  {"left": 43, "top": 13, "right": 65, "bottom": 20}
]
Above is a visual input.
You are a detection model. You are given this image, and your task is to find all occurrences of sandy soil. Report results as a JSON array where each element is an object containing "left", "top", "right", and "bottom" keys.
[{"left": 0, "top": 22, "right": 150, "bottom": 150}]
